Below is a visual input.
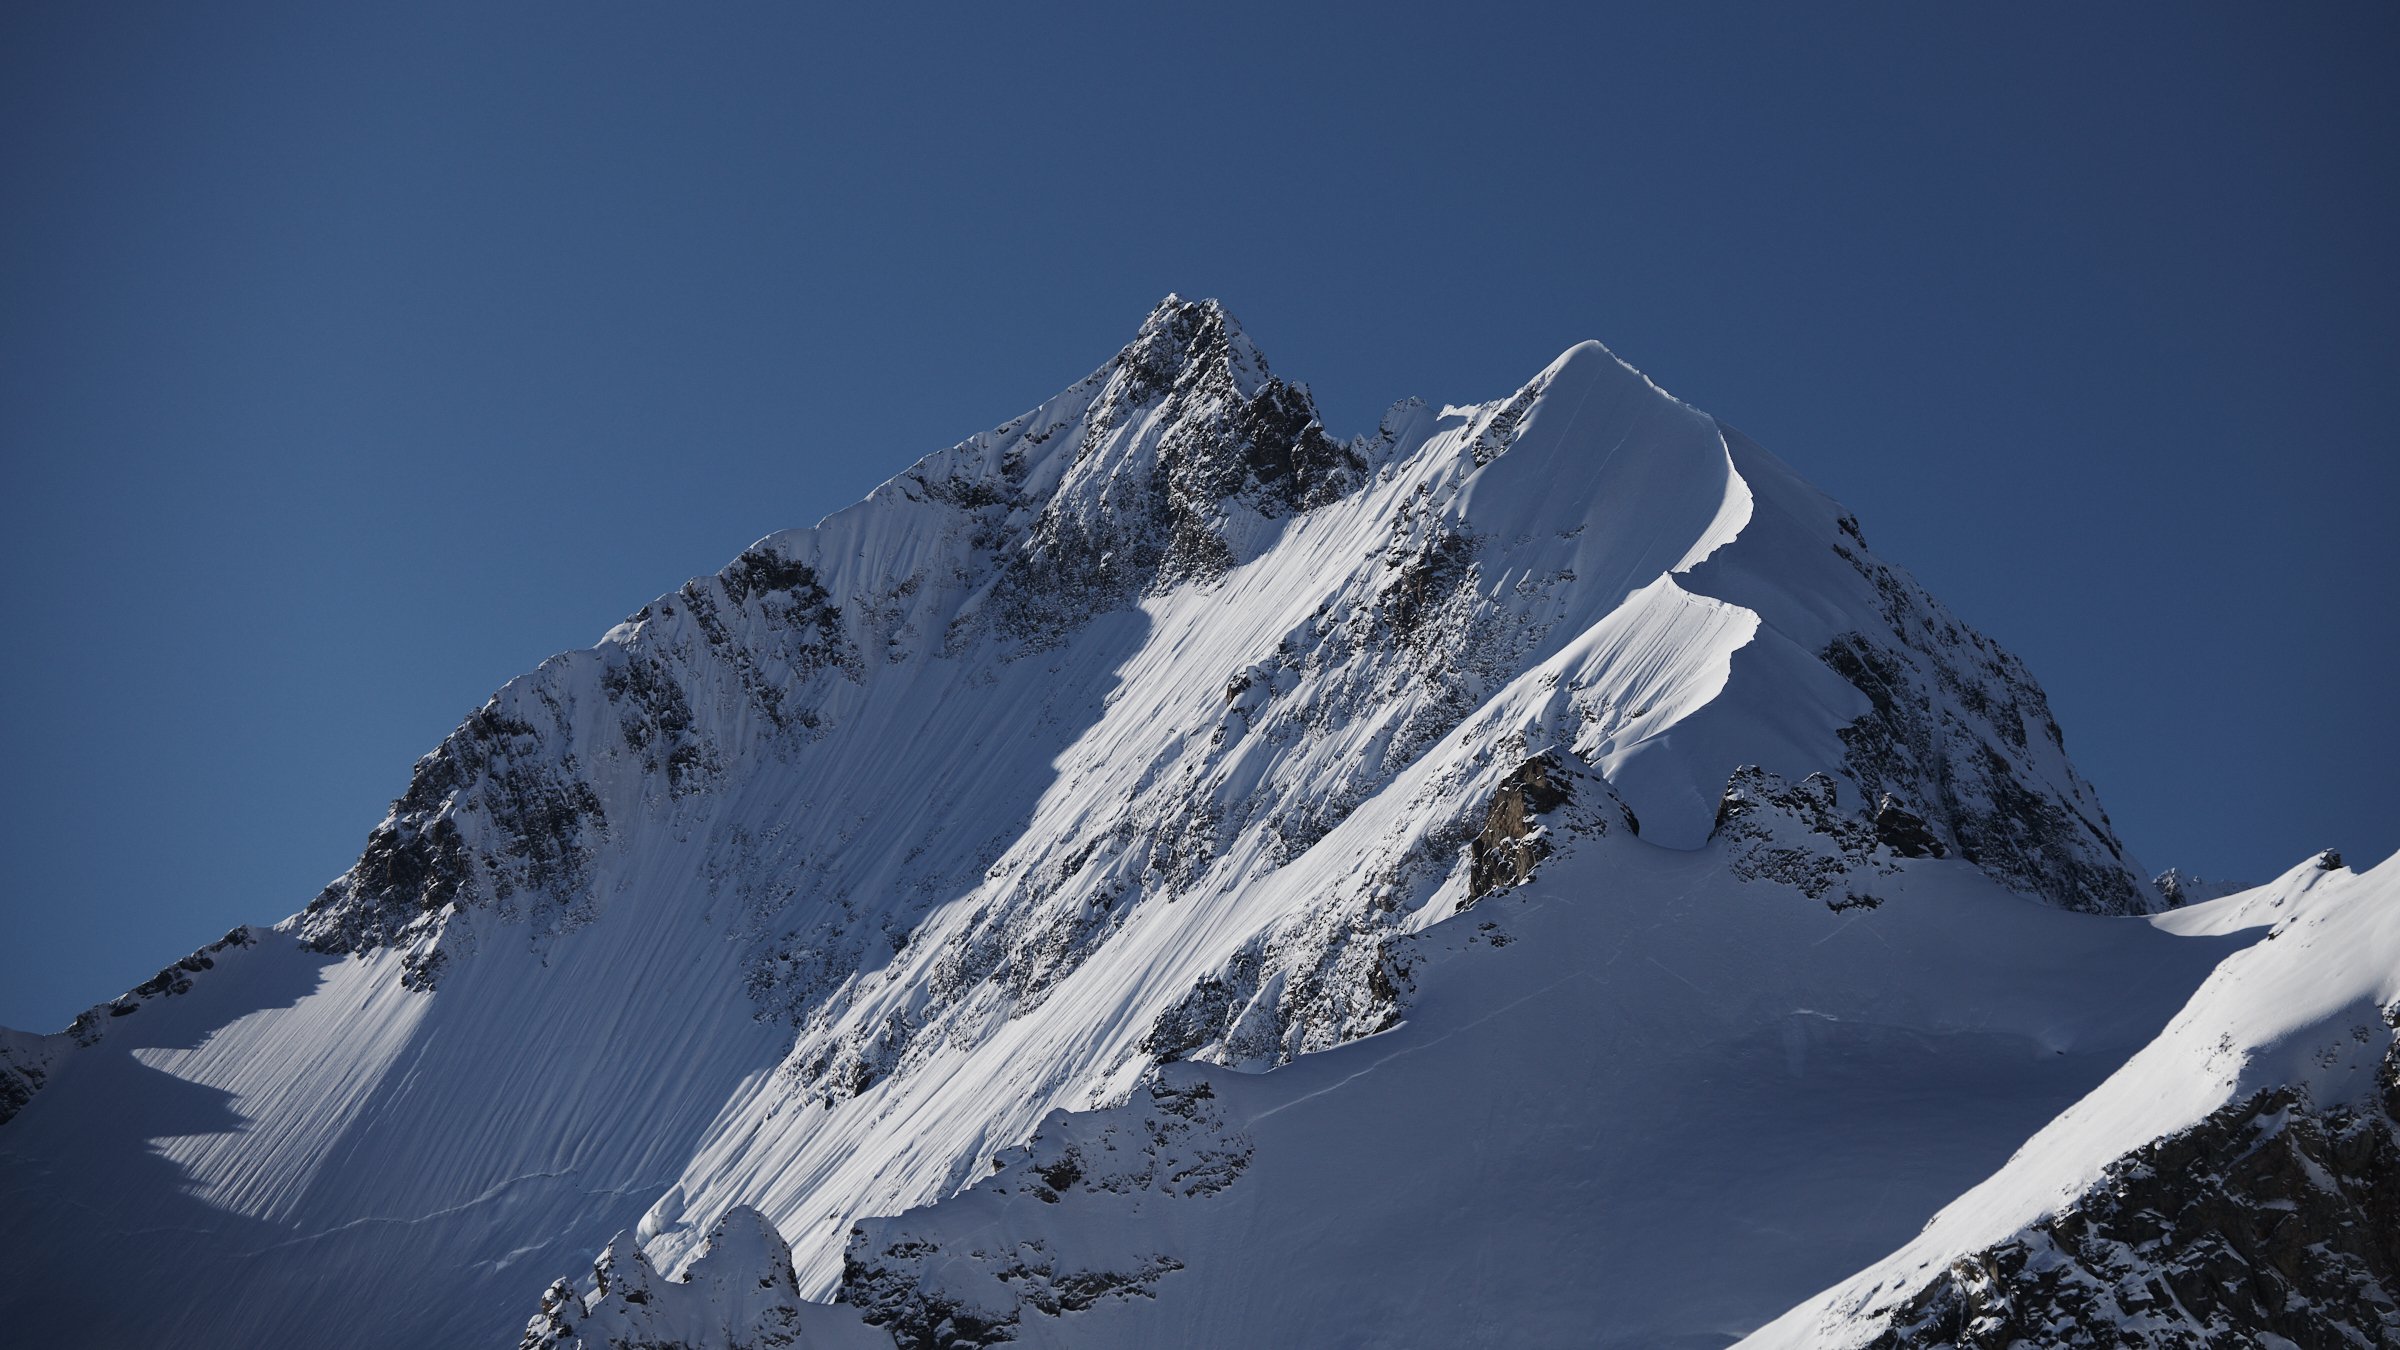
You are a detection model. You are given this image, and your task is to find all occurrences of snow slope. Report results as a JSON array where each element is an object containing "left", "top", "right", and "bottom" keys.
[
  {"left": 838, "top": 777, "right": 2254, "bottom": 1348},
  {"left": 1, "top": 299, "right": 2186, "bottom": 1348},
  {"left": 1746, "top": 848, "right": 2400, "bottom": 1348}
]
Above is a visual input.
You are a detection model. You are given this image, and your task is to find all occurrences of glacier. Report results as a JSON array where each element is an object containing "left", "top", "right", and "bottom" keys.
[{"left": 1, "top": 297, "right": 2387, "bottom": 1349}]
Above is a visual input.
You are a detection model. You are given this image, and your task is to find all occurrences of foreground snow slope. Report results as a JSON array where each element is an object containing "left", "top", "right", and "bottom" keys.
[
  {"left": 3, "top": 299, "right": 2164, "bottom": 1347},
  {"left": 836, "top": 786, "right": 2254, "bottom": 1349},
  {"left": 1746, "top": 848, "right": 2400, "bottom": 1348}
]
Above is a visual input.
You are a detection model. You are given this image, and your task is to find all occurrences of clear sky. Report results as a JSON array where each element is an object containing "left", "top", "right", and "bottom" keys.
[{"left": 2, "top": 2, "right": 2394, "bottom": 1031}]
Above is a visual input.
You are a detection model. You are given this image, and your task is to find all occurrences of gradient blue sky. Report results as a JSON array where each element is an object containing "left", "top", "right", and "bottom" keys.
[{"left": 3, "top": 3, "right": 2394, "bottom": 1030}]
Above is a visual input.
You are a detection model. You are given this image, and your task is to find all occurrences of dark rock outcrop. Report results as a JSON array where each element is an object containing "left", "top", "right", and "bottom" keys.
[
  {"left": 1817, "top": 528, "right": 2146, "bottom": 916},
  {"left": 1871, "top": 794, "right": 1946, "bottom": 860},
  {"left": 1463, "top": 750, "right": 1636, "bottom": 906},
  {"left": 1712, "top": 765, "right": 1890, "bottom": 907},
  {"left": 1467, "top": 753, "right": 1579, "bottom": 901}
]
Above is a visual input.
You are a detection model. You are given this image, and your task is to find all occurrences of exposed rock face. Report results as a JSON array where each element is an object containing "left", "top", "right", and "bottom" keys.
[
  {"left": 1465, "top": 750, "right": 1637, "bottom": 905},
  {"left": 990, "top": 296, "right": 1363, "bottom": 640},
  {"left": 1467, "top": 753, "right": 1576, "bottom": 901},
  {"left": 522, "top": 1206, "right": 807, "bottom": 1350},
  {"left": 840, "top": 1065, "right": 1248, "bottom": 1349},
  {"left": 1816, "top": 520, "right": 2144, "bottom": 916},
  {"left": 1872, "top": 794, "right": 1945, "bottom": 859},
  {"left": 295, "top": 543, "right": 861, "bottom": 990},
  {"left": 1871, "top": 1025, "right": 2400, "bottom": 1350},
  {"left": 1712, "top": 765, "right": 1903, "bottom": 909}
]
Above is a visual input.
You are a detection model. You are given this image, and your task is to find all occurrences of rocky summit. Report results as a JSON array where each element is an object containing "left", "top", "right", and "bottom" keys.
[{"left": 2, "top": 299, "right": 2390, "bottom": 1349}]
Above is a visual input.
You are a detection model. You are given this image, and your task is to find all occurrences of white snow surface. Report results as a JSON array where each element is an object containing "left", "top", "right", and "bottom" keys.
[
  {"left": 0, "top": 298, "right": 2240, "bottom": 1348},
  {"left": 844, "top": 821, "right": 2271, "bottom": 1348}
]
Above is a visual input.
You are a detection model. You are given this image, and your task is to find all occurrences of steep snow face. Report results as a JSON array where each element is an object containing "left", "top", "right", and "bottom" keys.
[{"left": 0, "top": 298, "right": 2147, "bottom": 1348}]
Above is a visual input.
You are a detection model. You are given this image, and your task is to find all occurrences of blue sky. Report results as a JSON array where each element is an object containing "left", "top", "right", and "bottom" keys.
[{"left": 2, "top": 2, "right": 2393, "bottom": 1030}]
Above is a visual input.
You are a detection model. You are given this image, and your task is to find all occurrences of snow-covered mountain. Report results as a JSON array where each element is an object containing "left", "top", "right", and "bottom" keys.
[{"left": 2, "top": 298, "right": 2387, "bottom": 1349}]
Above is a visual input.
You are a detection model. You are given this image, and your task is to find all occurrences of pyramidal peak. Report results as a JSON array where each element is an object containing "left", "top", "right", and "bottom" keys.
[
  {"left": 7, "top": 299, "right": 2378, "bottom": 1350},
  {"left": 1118, "top": 293, "right": 1273, "bottom": 399}
]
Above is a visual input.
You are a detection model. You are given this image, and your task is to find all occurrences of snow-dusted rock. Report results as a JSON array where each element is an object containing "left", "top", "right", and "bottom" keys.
[
  {"left": 1864, "top": 1025, "right": 2400, "bottom": 1347},
  {"left": 1711, "top": 764, "right": 1893, "bottom": 907},
  {"left": 523, "top": 1206, "right": 801, "bottom": 1349},
  {"left": 840, "top": 1065, "right": 1249, "bottom": 1348}
]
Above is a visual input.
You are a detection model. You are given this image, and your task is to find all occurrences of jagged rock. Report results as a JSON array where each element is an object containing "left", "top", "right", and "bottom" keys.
[
  {"left": 1713, "top": 765, "right": 1894, "bottom": 905},
  {"left": 990, "top": 296, "right": 1364, "bottom": 640},
  {"left": 1465, "top": 750, "right": 1638, "bottom": 905},
  {"left": 1467, "top": 754, "right": 1576, "bottom": 900},
  {"left": 1816, "top": 536, "right": 2146, "bottom": 915},
  {"left": 1870, "top": 1025, "right": 2400, "bottom": 1349}
]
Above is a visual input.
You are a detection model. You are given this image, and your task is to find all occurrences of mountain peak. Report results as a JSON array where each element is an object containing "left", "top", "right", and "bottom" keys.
[
  {"left": 2, "top": 301, "right": 2254, "bottom": 1350},
  {"left": 1116, "top": 293, "right": 1270, "bottom": 401}
]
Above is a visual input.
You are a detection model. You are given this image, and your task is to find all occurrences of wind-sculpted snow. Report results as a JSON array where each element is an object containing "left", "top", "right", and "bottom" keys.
[
  {"left": 1679, "top": 427, "right": 2145, "bottom": 913},
  {"left": 1, "top": 297, "right": 2176, "bottom": 1348}
]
